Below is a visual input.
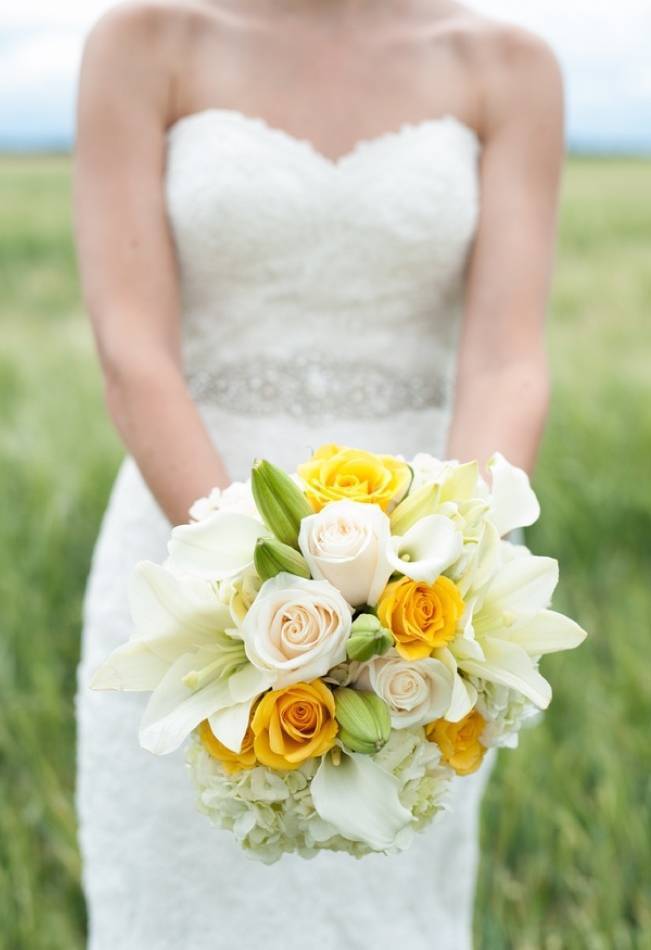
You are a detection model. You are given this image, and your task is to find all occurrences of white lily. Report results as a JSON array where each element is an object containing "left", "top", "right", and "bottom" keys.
[
  {"left": 166, "top": 510, "right": 268, "bottom": 581},
  {"left": 434, "top": 647, "right": 477, "bottom": 721},
  {"left": 391, "top": 461, "right": 480, "bottom": 535},
  {"left": 311, "top": 749, "right": 413, "bottom": 852},
  {"left": 451, "top": 547, "right": 587, "bottom": 709},
  {"left": 449, "top": 515, "right": 501, "bottom": 599},
  {"left": 387, "top": 514, "right": 463, "bottom": 584},
  {"left": 408, "top": 456, "right": 480, "bottom": 499},
  {"left": 215, "top": 567, "right": 262, "bottom": 629},
  {"left": 90, "top": 561, "right": 271, "bottom": 755},
  {"left": 487, "top": 452, "right": 541, "bottom": 537}
]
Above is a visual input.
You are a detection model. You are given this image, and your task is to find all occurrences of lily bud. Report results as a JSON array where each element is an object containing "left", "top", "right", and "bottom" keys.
[
  {"left": 254, "top": 537, "right": 311, "bottom": 582},
  {"left": 334, "top": 687, "right": 391, "bottom": 755},
  {"left": 346, "top": 613, "right": 393, "bottom": 662},
  {"left": 251, "top": 459, "right": 313, "bottom": 549}
]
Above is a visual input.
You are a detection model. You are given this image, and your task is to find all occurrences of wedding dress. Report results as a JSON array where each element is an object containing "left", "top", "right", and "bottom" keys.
[{"left": 75, "top": 108, "right": 495, "bottom": 950}]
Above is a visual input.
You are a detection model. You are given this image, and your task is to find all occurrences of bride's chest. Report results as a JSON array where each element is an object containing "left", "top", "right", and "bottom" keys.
[{"left": 164, "top": 109, "right": 481, "bottom": 289}]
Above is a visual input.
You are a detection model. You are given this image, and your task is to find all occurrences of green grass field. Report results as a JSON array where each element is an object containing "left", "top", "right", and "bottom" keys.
[{"left": 1, "top": 155, "right": 650, "bottom": 949}]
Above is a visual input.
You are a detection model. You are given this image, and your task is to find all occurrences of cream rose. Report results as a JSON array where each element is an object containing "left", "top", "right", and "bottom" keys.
[
  {"left": 298, "top": 501, "right": 393, "bottom": 607},
  {"left": 241, "top": 573, "right": 352, "bottom": 687},
  {"left": 361, "top": 653, "right": 455, "bottom": 728}
]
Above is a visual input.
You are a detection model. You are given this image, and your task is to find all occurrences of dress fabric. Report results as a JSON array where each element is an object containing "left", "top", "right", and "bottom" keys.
[{"left": 75, "top": 108, "right": 495, "bottom": 950}]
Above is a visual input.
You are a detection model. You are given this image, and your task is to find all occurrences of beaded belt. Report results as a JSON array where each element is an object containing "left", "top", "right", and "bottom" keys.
[{"left": 186, "top": 352, "right": 447, "bottom": 420}]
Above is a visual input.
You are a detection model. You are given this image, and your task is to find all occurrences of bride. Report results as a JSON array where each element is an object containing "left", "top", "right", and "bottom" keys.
[{"left": 73, "top": 0, "right": 563, "bottom": 946}]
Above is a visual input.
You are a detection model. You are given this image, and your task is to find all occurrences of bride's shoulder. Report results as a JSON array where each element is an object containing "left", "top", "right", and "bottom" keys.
[
  {"left": 474, "top": 20, "right": 564, "bottom": 137},
  {"left": 81, "top": 1, "right": 210, "bottom": 66},
  {"left": 78, "top": 0, "right": 218, "bottom": 123},
  {"left": 468, "top": 18, "right": 560, "bottom": 81},
  {"left": 459, "top": 14, "right": 561, "bottom": 96},
  {"left": 426, "top": 8, "right": 561, "bottom": 81},
  {"left": 424, "top": 9, "right": 563, "bottom": 133}
]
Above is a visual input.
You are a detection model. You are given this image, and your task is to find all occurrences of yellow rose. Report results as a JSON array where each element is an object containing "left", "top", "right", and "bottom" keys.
[
  {"left": 198, "top": 720, "right": 257, "bottom": 775},
  {"left": 251, "top": 679, "right": 338, "bottom": 771},
  {"left": 377, "top": 575, "right": 464, "bottom": 660},
  {"left": 425, "top": 710, "right": 486, "bottom": 776},
  {"left": 297, "top": 443, "right": 411, "bottom": 513}
]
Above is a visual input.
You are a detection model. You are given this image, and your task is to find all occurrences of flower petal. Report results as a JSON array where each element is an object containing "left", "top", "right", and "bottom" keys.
[
  {"left": 167, "top": 511, "right": 267, "bottom": 580},
  {"left": 500, "top": 610, "right": 587, "bottom": 655},
  {"left": 311, "top": 750, "right": 413, "bottom": 852},
  {"left": 488, "top": 452, "right": 541, "bottom": 536},
  {"left": 139, "top": 654, "right": 233, "bottom": 755},
  {"left": 129, "top": 561, "right": 231, "bottom": 643},
  {"left": 90, "top": 640, "right": 171, "bottom": 691},
  {"left": 438, "top": 461, "right": 480, "bottom": 503},
  {"left": 387, "top": 515, "right": 463, "bottom": 583},
  {"left": 450, "top": 634, "right": 485, "bottom": 662},
  {"left": 208, "top": 697, "right": 256, "bottom": 753},
  {"left": 459, "top": 636, "right": 552, "bottom": 709},
  {"left": 228, "top": 662, "right": 272, "bottom": 704},
  {"left": 454, "top": 521, "right": 501, "bottom": 599},
  {"left": 435, "top": 647, "right": 477, "bottom": 722},
  {"left": 484, "top": 553, "right": 559, "bottom": 615}
]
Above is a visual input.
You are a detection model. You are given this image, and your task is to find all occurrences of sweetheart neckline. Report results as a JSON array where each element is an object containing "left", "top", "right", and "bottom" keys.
[{"left": 165, "top": 106, "right": 481, "bottom": 168}]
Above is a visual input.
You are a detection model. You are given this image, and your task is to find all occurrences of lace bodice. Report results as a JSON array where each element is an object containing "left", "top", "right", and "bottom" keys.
[{"left": 165, "top": 109, "right": 481, "bottom": 423}]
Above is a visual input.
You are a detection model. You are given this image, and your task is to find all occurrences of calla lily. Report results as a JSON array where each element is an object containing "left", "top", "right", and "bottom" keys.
[
  {"left": 452, "top": 548, "right": 587, "bottom": 709},
  {"left": 166, "top": 510, "right": 268, "bottom": 581},
  {"left": 488, "top": 452, "right": 540, "bottom": 537},
  {"left": 387, "top": 514, "right": 463, "bottom": 583},
  {"left": 90, "top": 561, "right": 271, "bottom": 755},
  {"left": 311, "top": 749, "right": 413, "bottom": 852}
]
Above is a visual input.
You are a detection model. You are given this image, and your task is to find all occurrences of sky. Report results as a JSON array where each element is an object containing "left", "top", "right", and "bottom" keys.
[{"left": 1, "top": 0, "right": 650, "bottom": 152}]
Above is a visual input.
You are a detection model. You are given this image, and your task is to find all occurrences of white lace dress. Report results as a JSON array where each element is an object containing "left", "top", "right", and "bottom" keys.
[{"left": 75, "top": 109, "right": 495, "bottom": 950}]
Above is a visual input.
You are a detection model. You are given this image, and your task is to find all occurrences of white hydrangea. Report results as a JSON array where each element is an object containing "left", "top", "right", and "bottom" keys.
[
  {"left": 408, "top": 453, "right": 449, "bottom": 491},
  {"left": 374, "top": 727, "right": 453, "bottom": 830},
  {"left": 189, "top": 480, "right": 259, "bottom": 521},
  {"left": 186, "top": 727, "right": 453, "bottom": 864},
  {"left": 472, "top": 678, "right": 542, "bottom": 749}
]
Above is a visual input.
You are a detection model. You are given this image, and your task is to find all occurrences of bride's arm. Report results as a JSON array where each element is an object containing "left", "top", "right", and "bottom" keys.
[
  {"left": 73, "top": 7, "right": 230, "bottom": 525},
  {"left": 446, "top": 29, "right": 565, "bottom": 475}
]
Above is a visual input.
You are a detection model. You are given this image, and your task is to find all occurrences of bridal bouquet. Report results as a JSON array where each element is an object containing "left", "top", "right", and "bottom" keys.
[{"left": 92, "top": 444, "right": 586, "bottom": 863}]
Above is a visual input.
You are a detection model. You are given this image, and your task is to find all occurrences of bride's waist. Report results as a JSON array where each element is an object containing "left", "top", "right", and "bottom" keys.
[
  {"left": 183, "top": 344, "right": 456, "bottom": 423},
  {"left": 179, "top": 287, "right": 462, "bottom": 348}
]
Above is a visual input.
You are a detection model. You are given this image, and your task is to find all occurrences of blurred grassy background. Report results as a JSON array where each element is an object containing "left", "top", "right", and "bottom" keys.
[{"left": 1, "top": 155, "right": 650, "bottom": 949}]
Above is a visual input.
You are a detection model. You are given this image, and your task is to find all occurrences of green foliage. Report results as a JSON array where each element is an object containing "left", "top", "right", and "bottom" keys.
[
  {"left": 0, "top": 156, "right": 649, "bottom": 948},
  {"left": 0, "top": 157, "right": 121, "bottom": 948}
]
